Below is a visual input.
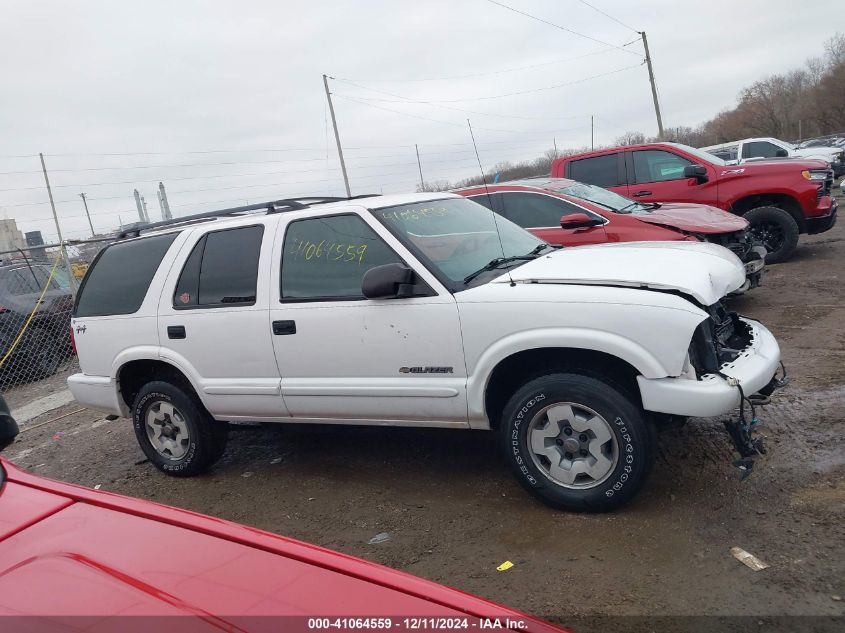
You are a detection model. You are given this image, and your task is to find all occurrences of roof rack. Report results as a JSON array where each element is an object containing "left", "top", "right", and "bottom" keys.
[{"left": 116, "top": 194, "right": 380, "bottom": 239}]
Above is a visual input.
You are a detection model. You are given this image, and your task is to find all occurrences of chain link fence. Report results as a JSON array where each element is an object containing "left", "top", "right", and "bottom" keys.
[{"left": 0, "top": 238, "right": 115, "bottom": 403}]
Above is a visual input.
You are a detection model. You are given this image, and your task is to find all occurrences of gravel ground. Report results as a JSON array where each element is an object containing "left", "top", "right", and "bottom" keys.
[{"left": 4, "top": 210, "right": 844, "bottom": 632}]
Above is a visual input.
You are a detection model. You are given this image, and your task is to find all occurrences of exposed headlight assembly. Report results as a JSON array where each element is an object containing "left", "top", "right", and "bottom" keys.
[{"left": 802, "top": 169, "right": 829, "bottom": 181}]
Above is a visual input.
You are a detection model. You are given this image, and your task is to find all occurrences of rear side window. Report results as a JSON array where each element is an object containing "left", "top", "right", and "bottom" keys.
[
  {"left": 75, "top": 233, "right": 178, "bottom": 317},
  {"left": 174, "top": 225, "right": 264, "bottom": 308},
  {"left": 499, "top": 192, "right": 590, "bottom": 228},
  {"left": 0, "top": 269, "right": 38, "bottom": 295},
  {"left": 466, "top": 193, "right": 498, "bottom": 210},
  {"left": 742, "top": 141, "right": 781, "bottom": 159},
  {"left": 568, "top": 154, "right": 619, "bottom": 187},
  {"left": 281, "top": 214, "right": 402, "bottom": 301}
]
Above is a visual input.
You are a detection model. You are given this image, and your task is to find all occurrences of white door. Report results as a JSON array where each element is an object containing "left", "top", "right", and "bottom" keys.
[
  {"left": 269, "top": 210, "right": 467, "bottom": 426},
  {"left": 158, "top": 219, "right": 289, "bottom": 421}
]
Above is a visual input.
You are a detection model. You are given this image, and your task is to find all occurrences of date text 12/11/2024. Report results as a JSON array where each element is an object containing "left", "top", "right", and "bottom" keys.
[{"left": 307, "top": 617, "right": 529, "bottom": 630}]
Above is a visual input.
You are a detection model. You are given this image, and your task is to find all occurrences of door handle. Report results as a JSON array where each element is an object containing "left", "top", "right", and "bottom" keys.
[
  {"left": 272, "top": 320, "right": 296, "bottom": 335},
  {"left": 167, "top": 325, "right": 186, "bottom": 339},
  {"left": 632, "top": 190, "right": 652, "bottom": 197}
]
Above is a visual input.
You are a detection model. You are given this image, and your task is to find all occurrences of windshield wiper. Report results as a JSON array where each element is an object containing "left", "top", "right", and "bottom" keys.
[{"left": 462, "top": 244, "right": 552, "bottom": 284}]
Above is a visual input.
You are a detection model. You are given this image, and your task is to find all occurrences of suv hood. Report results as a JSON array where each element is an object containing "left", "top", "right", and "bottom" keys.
[
  {"left": 635, "top": 203, "right": 748, "bottom": 234},
  {"left": 498, "top": 241, "right": 745, "bottom": 305},
  {"left": 794, "top": 146, "right": 841, "bottom": 159}
]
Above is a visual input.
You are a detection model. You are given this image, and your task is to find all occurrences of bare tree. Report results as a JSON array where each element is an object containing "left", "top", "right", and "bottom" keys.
[{"left": 615, "top": 131, "right": 646, "bottom": 146}]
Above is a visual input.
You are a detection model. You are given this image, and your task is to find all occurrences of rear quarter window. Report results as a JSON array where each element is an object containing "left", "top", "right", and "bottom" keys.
[
  {"left": 75, "top": 233, "right": 178, "bottom": 317},
  {"left": 568, "top": 154, "right": 620, "bottom": 187}
]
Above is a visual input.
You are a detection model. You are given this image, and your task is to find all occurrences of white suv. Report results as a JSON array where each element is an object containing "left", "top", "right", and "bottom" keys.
[{"left": 68, "top": 193, "right": 784, "bottom": 511}]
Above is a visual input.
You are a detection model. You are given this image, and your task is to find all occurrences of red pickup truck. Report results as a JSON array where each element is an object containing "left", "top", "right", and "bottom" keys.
[{"left": 550, "top": 142, "right": 838, "bottom": 263}]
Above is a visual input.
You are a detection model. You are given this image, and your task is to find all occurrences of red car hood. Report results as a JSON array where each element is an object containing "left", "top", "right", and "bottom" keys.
[
  {"left": 634, "top": 203, "right": 748, "bottom": 234},
  {"left": 0, "top": 461, "right": 563, "bottom": 630}
]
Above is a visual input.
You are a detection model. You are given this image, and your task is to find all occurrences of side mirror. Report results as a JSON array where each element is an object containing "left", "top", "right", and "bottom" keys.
[
  {"left": 362, "top": 263, "right": 421, "bottom": 299},
  {"left": 775, "top": 148, "right": 788, "bottom": 158},
  {"left": 683, "top": 164, "right": 709, "bottom": 183},
  {"left": 560, "top": 213, "right": 603, "bottom": 230}
]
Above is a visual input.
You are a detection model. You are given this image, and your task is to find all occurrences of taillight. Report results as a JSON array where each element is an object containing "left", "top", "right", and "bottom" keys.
[{"left": 70, "top": 326, "right": 77, "bottom": 355}]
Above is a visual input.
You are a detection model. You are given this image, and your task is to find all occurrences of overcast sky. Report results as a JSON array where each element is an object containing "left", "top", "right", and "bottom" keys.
[{"left": 0, "top": 0, "right": 839, "bottom": 242}]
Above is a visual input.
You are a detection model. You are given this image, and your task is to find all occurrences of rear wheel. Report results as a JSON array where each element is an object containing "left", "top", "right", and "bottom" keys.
[
  {"left": 500, "top": 373, "right": 654, "bottom": 512},
  {"left": 745, "top": 206, "right": 799, "bottom": 264},
  {"left": 132, "top": 381, "right": 227, "bottom": 477}
]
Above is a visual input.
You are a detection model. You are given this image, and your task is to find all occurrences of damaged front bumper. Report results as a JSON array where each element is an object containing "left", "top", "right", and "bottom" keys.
[
  {"left": 637, "top": 318, "right": 782, "bottom": 418},
  {"left": 730, "top": 254, "right": 766, "bottom": 295}
]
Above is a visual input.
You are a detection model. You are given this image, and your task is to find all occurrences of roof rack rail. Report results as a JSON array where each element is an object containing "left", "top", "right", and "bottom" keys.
[{"left": 116, "top": 194, "right": 380, "bottom": 239}]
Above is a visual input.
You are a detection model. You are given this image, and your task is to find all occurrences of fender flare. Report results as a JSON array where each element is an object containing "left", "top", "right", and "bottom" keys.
[
  {"left": 111, "top": 347, "right": 210, "bottom": 415},
  {"left": 466, "top": 328, "right": 673, "bottom": 423}
]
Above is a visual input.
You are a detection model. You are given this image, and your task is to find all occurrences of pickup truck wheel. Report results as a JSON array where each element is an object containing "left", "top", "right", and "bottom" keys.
[
  {"left": 745, "top": 206, "right": 799, "bottom": 264},
  {"left": 500, "top": 373, "right": 654, "bottom": 512},
  {"left": 132, "top": 381, "right": 228, "bottom": 477}
]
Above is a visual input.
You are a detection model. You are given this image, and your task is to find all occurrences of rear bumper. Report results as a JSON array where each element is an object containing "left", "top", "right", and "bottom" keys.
[
  {"left": 637, "top": 319, "right": 781, "bottom": 418},
  {"left": 806, "top": 199, "right": 838, "bottom": 235},
  {"left": 67, "top": 373, "right": 124, "bottom": 416}
]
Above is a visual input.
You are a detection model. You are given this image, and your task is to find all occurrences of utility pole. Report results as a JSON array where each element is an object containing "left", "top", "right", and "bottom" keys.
[
  {"left": 39, "top": 153, "right": 76, "bottom": 291},
  {"left": 323, "top": 74, "right": 351, "bottom": 197},
  {"left": 553, "top": 138, "right": 558, "bottom": 159},
  {"left": 591, "top": 115, "right": 594, "bottom": 150},
  {"left": 140, "top": 195, "right": 149, "bottom": 223},
  {"left": 158, "top": 182, "right": 172, "bottom": 220},
  {"left": 415, "top": 144, "right": 425, "bottom": 190},
  {"left": 640, "top": 32, "right": 664, "bottom": 140},
  {"left": 79, "top": 192, "right": 95, "bottom": 236}
]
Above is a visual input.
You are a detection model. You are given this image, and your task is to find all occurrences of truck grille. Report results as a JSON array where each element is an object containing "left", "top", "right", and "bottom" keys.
[{"left": 818, "top": 170, "right": 834, "bottom": 199}]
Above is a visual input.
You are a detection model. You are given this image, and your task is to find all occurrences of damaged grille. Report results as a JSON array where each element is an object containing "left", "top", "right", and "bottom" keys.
[
  {"left": 703, "top": 229, "right": 753, "bottom": 261},
  {"left": 817, "top": 169, "right": 834, "bottom": 200},
  {"left": 688, "top": 302, "right": 754, "bottom": 376}
]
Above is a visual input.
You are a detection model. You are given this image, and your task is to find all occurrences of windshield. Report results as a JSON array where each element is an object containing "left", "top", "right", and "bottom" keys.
[
  {"left": 665, "top": 142, "right": 726, "bottom": 166},
  {"left": 372, "top": 197, "right": 543, "bottom": 285},
  {"left": 555, "top": 182, "right": 651, "bottom": 215}
]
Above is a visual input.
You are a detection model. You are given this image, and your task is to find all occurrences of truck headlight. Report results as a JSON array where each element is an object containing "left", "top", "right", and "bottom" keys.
[{"left": 802, "top": 170, "right": 829, "bottom": 181}]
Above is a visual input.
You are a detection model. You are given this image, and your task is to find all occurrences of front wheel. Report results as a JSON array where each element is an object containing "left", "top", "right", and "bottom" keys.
[
  {"left": 500, "top": 373, "right": 654, "bottom": 512},
  {"left": 745, "top": 206, "right": 800, "bottom": 264}
]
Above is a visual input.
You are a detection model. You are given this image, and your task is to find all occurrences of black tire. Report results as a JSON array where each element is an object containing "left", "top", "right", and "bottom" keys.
[
  {"left": 23, "top": 325, "right": 63, "bottom": 380},
  {"left": 132, "top": 380, "right": 228, "bottom": 477},
  {"left": 745, "top": 206, "right": 800, "bottom": 264},
  {"left": 500, "top": 373, "right": 655, "bottom": 512}
]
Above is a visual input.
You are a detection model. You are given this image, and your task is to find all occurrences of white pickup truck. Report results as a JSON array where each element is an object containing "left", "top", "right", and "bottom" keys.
[
  {"left": 67, "top": 193, "right": 785, "bottom": 511},
  {"left": 701, "top": 137, "right": 845, "bottom": 176}
]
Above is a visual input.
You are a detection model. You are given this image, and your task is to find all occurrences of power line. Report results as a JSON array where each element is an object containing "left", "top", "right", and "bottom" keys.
[
  {"left": 0, "top": 137, "right": 571, "bottom": 164},
  {"left": 339, "top": 63, "right": 643, "bottom": 104},
  {"left": 576, "top": 0, "right": 639, "bottom": 34},
  {"left": 484, "top": 0, "right": 641, "bottom": 55},
  {"left": 0, "top": 156, "right": 497, "bottom": 193},
  {"left": 0, "top": 142, "right": 561, "bottom": 208},
  {"left": 330, "top": 77, "right": 593, "bottom": 121},
  {"left": 333, "top": 47, "right": 618, "bottom": 82},
  {"left": 11, "top": 144, "right": 558, "bottom": 223}
]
